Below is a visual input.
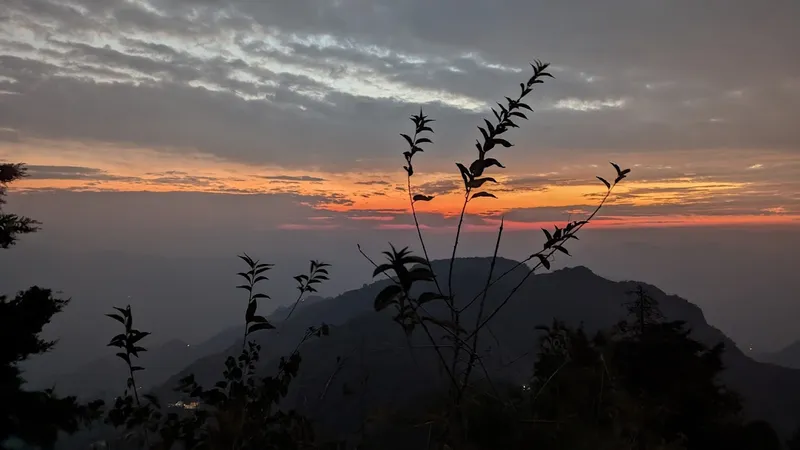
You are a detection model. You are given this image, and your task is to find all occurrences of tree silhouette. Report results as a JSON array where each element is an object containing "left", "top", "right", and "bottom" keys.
[
  {"left": 516, "top": 286, "right": 780, "bottom": 450},
  {"left": 0, "top": 163, "right": 40, "bottom": 249},
  {"left": 0, "top": 164, "right": 102, "bottom": 448}
]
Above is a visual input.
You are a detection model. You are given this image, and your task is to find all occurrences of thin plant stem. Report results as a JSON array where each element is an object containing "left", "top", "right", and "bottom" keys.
[{"left": 459, "top": 217, "right": 504, "bottom": 403}]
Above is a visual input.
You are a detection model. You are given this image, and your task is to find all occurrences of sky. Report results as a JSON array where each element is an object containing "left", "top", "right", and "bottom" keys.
[{"left": 1, "top": 0, "right": 800, "bottom": 371}]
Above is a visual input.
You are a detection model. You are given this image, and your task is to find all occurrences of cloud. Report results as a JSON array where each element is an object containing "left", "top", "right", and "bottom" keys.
[
  {"left": 0, "top": 0, "right": 797, "bottom": 172},
  {"left": 25, "top": 164, "right": 135, "bottom": 181},
  {"left": 261, "top": 175, "right": 327, "bottom": 182}
]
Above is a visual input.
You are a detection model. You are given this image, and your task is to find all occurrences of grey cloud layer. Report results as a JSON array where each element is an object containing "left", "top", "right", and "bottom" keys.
[{"left": 1, "top": 0, "right": 798, "bottom": 167}]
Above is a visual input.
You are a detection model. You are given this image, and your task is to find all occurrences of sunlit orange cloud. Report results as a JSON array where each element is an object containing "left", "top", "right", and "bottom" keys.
[
  {"left": 4, "top": 140, "right": 798, "bottom": 229},
  {"left": 475, "top": 215, "right": 800, "bottom": 231}
]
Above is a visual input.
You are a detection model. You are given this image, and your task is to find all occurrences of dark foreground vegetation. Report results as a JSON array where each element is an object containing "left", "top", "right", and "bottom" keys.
[{"left": 3, "top": 61, "right": 800, "bottom": 449}]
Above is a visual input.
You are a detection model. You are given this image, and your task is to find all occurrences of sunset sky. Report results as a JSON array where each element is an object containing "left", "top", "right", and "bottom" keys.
[
  {"left": 1, "top": 0, "right": 800, "bottom": 359},
  {"left": 2, "top": 0, "right": 799, "bottom": 231}
]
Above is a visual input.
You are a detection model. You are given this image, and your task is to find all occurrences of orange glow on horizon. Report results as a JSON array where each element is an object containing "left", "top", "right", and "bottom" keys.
[{"left": 4, "top": 140, "right": 798, "bottom": 230}]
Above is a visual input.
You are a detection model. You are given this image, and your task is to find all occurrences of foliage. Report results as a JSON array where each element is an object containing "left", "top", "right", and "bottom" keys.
[
  {"left": 363, "top": 59, "right": 632, "bottom": 446},
  {"left": 0, "top": 287, "right": 105, "bottom": 448},
  {"left": 3, "top": 54, "right": 795, "bottom": 450},
  {"left": 513, "top": 287, "right": 780, "bottom": 450},
  {"left": 0, "top": 163, "right": 40, "bottom": 249},
  {"left": 0, "top": 165, "right": 103, "bottom": 449},
  {"left": 101, "top": 254, "right": 332, "bottom": 450}
]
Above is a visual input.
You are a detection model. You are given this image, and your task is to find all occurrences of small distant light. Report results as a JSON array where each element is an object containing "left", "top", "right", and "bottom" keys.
[{"left": 187, "top": 344, "right": 190, "bottom": 347}]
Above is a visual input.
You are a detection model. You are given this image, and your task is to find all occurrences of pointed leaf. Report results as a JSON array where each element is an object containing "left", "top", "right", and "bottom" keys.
[
  {"left": 456, "top": 163, "right": 472, "bottom": 185},
  {"left": 401, "top": 255, "right": 430, "bottom": 266},
  {"left": 408, "top": 267, "right": 434, "bottom": 282},
  {"left": 116, "top": 352, "right": 131, "bottom": 365},
  {"left": 484, "top": 158, "right": 505, "bottom": 169},
  {"left": 415, "top": 137, "right": 432, "bottom": 145},
  {"left": 106, "top": 314, "right": 125, "bottom": 325},
  {"left": 471, "top": 192, "right": 497, "bottom": 200},
  {"left": 372, "top": 263, "right": 393, "bottom": 278},
  {"left": 248, "top": 322, "right": 276, "bottom": 333},
  {"left": 610, "top": 161, "right": 621, "bottom": 175},
  {"left": 536, "top": 254, "right": 551, "bottom": 270},
  {"left": 493, "top": 138, "right": 513, "bottom": 148},
  {"left": 245, "top": 300, "right": 257, "bottom": 322},
  {"left": 596, "top": 176, "right": 611, "bottom": 189},
  {"left": 374, "top": 285, "right": 403, "bottom": 311},
  {"left": 483, "top": 119, "right": 495, "bottom": 136},
  {"left": 467, "top": 177, "right": 497, "bottom": 189},
  {"left": 413, "top": 194, "right": 434, "bottom": 202},
  {"left": 478, "top": 127, "right": 489, "bottom": 142},
  {"left": 400, "top": 133, "right": 413, "bottom": 147}
]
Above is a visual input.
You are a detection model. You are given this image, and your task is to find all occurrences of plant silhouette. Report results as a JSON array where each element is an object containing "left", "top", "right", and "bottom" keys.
[
  {"left": 2, "top": 57, "right": 793, "bottom": 450},
  {"left": 1, "top": 164, "right": 103, "bottom": 449}
]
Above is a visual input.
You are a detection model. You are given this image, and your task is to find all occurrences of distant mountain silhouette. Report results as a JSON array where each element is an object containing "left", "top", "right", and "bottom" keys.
[
  {"left": 141, "top": 258, "right": 800, "bottom": 446},
  {"left": 39, "top": 295, "right": 331, "bottom": 401},
  {"left": 757, "top": 340, "right": 800, "bottom": 369}
]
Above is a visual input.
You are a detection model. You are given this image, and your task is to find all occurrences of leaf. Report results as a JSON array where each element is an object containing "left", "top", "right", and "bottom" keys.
[
  {"left": 402, "top": 255, "right": 430, "bottom": 266},
  {"left": 131, "top": 366, "right": 145, "bottom": 372},
  {"left": 252, "top": 293, "right": 271, "bottom": 300},
  {"left": 509, "top": 111, "right": 528, "bottom": 120},
  {"left": 374, "top": 285, "right": 402, "bottom": 311},
  {"left": 483, "top": 119, "right": 495, "bottom": 136},
  {"left": 536, "top": 254, "right": 551, "bottom": 270},
  {"left": 116, "top": 352, "right": 131, "bottom": 365},
  {"left": 238, "top": 254, "right": 254, "bottom": 267},
  {"left": 413, "top": 194, "right": 434, "bottom": 202},
  {"left": 248, "top": 322, "right": 275, "bottom": 333},
  {"left": 467, "top": 177, "right": 497, "bottom": 189},
  {"left": 415, "top": 137, "right": 432, "bottom": 144},
  {"left": 456, "top": 163, "right": 472, "bottom": 185},
  {"left": 245, "top": 300, "right": 257, "bottom": 322},
  {"left": 372, "top": 263, "right": 393, "bottom": 278},
  {"left": 478, "top": 126, "right": 489, "bottom": 142},
  {"left": 493, "top": 138, "right": 513, "bottom": 148},
  {"left": 408, "top": 267, "right": 434, "bottom": 282},
  {"left": 554, "top": 245, "right": 570, "bottom": 256},
  {"left": 106, "top": 313, "right": 125, "bottom": 325},
  {"left": 484, "top": 158, "right": 505, "bottom": 169},
  {"left": 129, "top": 331, "right": 151, "bottom": 344},
  {"left": 541, "top": 228, "right": 552, "bottom": 241},
  {"left": 610, "top": 161, "right": 621, "bottom": 175},
  {"left": 518, "top": 102, "right": 533, "bottom": 111},
  {"left": 471, "top": 192, "right": 497, "bottom": 200},
  {"left": 418, "top": 292, "right": 448, "bottom": 304},
  {"left": 400, "top": 133, "right": 413, "bottom": 147},
  {"left": 596, "top": 176, "right": 611, "bottom": 189},
  {"left": 621, "top": 168, "right": 631, "bottom": 176}
]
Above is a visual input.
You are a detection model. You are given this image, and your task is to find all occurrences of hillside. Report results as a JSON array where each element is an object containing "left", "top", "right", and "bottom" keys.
[
  {"left": 757, "top": 340, "right": 800, "bottom": 370},
  {"left": 143, "top": 257, "right": 800, "bottom": 447}
]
